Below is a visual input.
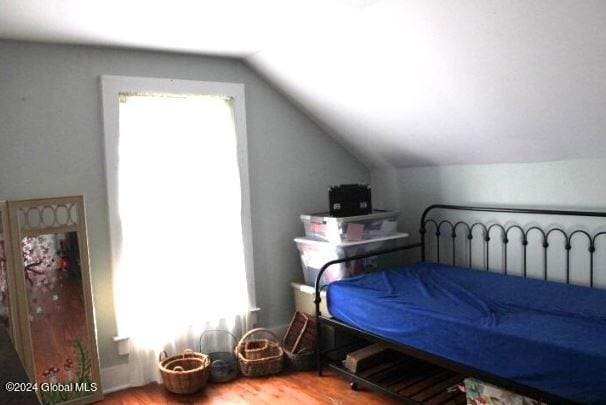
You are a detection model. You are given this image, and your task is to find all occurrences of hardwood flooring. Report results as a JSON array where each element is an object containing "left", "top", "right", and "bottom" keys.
[{"left": 103, "top": 370, "right": 400, "bottom": 404}]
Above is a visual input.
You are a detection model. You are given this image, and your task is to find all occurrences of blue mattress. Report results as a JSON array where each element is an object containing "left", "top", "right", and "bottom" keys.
[{"left": 327, "top": 262, "right": 606, "bottom": 403}]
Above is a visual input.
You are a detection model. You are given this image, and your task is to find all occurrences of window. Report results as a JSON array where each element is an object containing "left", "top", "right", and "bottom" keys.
[{"left": 101, "top": 76, "right": 255, "bottom": 385}]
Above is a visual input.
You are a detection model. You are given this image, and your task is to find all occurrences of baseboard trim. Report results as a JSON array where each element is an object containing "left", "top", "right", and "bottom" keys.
[{"left": 101, "top": 363, "right": 131, "bottom": 394}]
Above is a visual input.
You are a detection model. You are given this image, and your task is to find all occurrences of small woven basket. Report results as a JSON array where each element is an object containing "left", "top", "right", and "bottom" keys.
[
  {"left": 158, "top": 349, "right": 210, "bottom": 394},
  {"left": 244, "top": 339, "right": 271, "bottom": 360},
  {"left": 235, "top": 328, "right": 284, "bottom": 377},
  {"left": 285, "top": 348, "right": 315, "bottom": 371},
  {"left": 283, "top": 312, "right": 317, "bottom": 371}
]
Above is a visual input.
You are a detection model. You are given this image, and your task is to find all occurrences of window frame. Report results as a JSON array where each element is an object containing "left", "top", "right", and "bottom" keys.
[{"left": 100, "top": 75, "right": 256, "bottom": 319}]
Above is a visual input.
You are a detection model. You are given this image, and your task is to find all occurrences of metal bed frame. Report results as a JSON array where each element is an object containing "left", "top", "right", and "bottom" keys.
[{"left": 314, "top": 204, "right": 606, "bottom": 404}]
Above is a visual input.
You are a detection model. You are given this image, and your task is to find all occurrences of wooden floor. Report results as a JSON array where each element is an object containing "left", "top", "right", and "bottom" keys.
[{"left": 103, "top": 370, "right": 400, "bottom": 405}]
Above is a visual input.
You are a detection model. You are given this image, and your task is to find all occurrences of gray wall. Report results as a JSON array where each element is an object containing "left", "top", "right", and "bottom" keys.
[
  {"left": 371, "top": 158, "right": 606, "bottom": 253},
  {"left": 0, "top": 40, "right": 369, "bottom": 368}
]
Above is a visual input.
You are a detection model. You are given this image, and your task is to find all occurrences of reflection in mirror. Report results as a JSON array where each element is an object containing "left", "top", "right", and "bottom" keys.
[
  {"left": 21, "top": 232, "right": 94, "bottom": 404},
  {"left": 0, "top": 218, "right": 9, "bottom": 331}
]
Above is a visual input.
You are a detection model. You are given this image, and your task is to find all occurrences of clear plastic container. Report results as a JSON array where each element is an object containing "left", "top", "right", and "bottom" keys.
[
  {"left": 294, "top": 233, "right": 409, "bottom": 287},
  {"left": 464, "top": 378, "right": 537, "bottom": 404},
  {"left": 300, "top": 210, "right": 399, "bottom": 243}
]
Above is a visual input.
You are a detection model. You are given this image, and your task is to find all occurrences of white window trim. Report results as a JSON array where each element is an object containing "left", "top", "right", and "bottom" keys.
[{"left": 100, "top": 75, "right": 257, "bottom": 331}]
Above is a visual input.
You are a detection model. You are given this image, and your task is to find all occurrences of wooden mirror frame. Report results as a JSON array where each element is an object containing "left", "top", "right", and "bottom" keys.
[{"left": 7, "top": 196, "right": 103, "bottom": 404}]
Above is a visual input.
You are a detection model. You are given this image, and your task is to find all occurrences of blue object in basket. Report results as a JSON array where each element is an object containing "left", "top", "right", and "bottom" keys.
[{"left": 199, "top": 330, "right": 239, "bottom": 383}]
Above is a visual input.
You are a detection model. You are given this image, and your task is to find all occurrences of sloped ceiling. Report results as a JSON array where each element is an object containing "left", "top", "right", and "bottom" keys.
[{"left": 1, "top": 0, "right": 605, "bottom": 168}]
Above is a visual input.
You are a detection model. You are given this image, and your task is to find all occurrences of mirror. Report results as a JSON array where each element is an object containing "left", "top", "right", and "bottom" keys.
[
  {"left": 0, "top": 201, "right": 20, "bottom": 352},
  {"left": 0, "top": 204, "right": 10, "bottom": 331},
  {"left": 8, "top": 197, "right": 102, "bottom": 404},
  {"left": 21, "top": 232, "right": 96, "bottom": 403},
  {"left": 0, "top": 199, "right": 31, "bottom": 388}
]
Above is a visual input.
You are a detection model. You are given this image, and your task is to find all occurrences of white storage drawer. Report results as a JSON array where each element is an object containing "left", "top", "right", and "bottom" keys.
[
  {"left": 294, "top": 233, "right": 409, "bottom": 287},
  {"left": 291, "top": 281, "right": 331, "bottom": 317},
  {"left": 300, "top": 210, "right": 399, "bottom": 243}
]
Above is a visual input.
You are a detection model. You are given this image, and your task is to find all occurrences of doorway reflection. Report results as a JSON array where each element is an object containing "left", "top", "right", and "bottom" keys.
[{"left": 0, "top": 230, "right": 9, "bottom": 331}]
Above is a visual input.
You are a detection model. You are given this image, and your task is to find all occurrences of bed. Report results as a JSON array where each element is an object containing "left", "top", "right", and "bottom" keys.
[{"left": 314, "top": 205, "right": 606, "bottom": 404}]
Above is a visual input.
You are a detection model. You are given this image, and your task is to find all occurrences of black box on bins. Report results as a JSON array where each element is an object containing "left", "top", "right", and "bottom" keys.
[{"left": 328, "top": 184, "right": 372, "bottom": 217}]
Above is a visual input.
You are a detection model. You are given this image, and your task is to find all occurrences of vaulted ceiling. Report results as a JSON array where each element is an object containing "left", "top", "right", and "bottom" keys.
[{"left": 2, "top": 0, "right": 605, "bottom": 168}]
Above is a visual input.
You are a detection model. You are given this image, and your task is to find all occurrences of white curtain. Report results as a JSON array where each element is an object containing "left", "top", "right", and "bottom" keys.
[{"left": 114, "top": 93, "right": 251, "bottom": 386}]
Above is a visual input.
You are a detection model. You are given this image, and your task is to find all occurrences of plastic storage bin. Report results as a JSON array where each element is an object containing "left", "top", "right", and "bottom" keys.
[
  {"left": 300, "top": 210, "right": 399, "bottom": 243},
  {"left": 291, "top": 282, "right": 331, "bottom": 317},
  {"left": 464, "top": 378, "right": 545, "bottom": 405},
  {"left": 294, "top": 233, "right": 408, "bottom": 287}
]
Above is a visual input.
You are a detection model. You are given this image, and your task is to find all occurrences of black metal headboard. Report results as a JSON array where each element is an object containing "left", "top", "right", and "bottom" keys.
[
  {"left": 420, "top": 204, "right": 606, "bottom": 288},
  {"left": 314, "top": 204, "right": 606, "bottom": 305},
  {"left": 315, "top": 204, "right": 606, "bottom": 316}
]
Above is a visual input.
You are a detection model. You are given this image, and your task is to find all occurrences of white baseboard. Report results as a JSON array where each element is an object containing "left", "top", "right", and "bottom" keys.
[{"left": 101, "top": 363, "right": 131, "bottom": 394}]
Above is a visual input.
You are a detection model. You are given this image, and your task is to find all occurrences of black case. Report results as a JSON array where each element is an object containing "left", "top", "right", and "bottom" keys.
[{"left": 329, "top": 184, "right": 372, "bottom": 217}]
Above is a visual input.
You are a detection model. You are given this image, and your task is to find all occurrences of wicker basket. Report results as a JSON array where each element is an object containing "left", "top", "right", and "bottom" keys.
[
  {"left": 199, "top": 330, "right": 239, "bottom": 383},
  {"left": 159, "top": 349, "right": 207, "bottom": 367},
  {"left": 158, "top": 349, "right": 210, "bottom": 394},
  {"left": 235, "top": 328, "right": 284, "bottom": 377},
  {"left": 244, "top": 339, "right": 271, "bottom": 360},
  {"left": 283, "top": 312, "right": 316, "bottom": 353},
  {"left": 285, "top": 348, "right": 315, "bottom": 371},
  {"left": 283, "top": 312, "right": 317, "bottom": 371}
]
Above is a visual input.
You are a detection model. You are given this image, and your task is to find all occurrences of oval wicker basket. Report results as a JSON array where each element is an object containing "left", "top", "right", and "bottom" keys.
[
  {"left": 159, "top": 349, "right": 207, "bottom": 367},
  {"left": 158, "top": 349, "right": 210, "bottom": 394},
  {"left": 235, "top": 328, "right": 284, "bottom": 377}
]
